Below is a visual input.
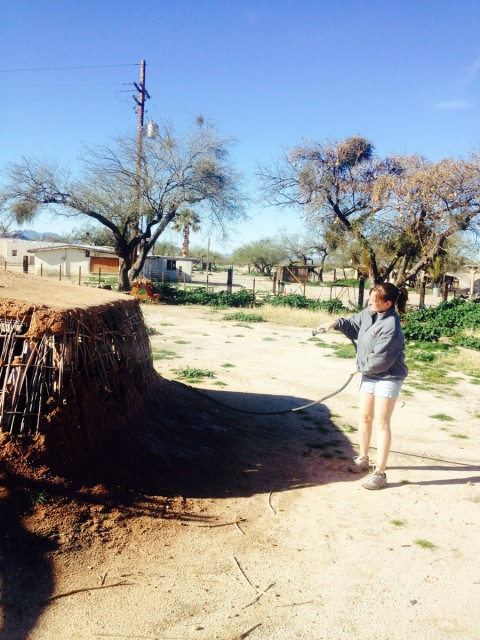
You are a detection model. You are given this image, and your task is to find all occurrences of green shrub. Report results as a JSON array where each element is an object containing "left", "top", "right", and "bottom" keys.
[
  {"left": 452, "top": 335, "right": 480, "bottom": 351},
  {"left": 157, "top": 285, "right": 254, "bottom": 308},
  {"left": 403, "top": 298, "right": 480, "bottom": 342}
]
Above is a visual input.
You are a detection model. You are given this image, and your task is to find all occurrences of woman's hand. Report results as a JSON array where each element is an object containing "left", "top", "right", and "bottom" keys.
[{"left": 317, "top": 321, "right": 337, "bottom": 332}]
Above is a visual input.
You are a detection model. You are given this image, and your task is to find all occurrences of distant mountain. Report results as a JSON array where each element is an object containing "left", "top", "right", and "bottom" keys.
[{"left": 21, "top": 230, "right": 65, "bottom": 241}]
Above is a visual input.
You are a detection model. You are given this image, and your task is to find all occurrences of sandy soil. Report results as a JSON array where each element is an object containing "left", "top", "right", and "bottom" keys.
[{"left": 1, "top": 299, "right": 479, "bottom": 640}]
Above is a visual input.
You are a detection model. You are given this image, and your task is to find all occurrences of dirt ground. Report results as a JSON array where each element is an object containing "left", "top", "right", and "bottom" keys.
[{"left": 1, "top": 296, "right": 479, "bottom": 640}]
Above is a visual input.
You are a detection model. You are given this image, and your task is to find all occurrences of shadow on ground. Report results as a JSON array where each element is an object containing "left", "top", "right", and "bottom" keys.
[
  {"left": 0, "top": 377, "right": 358, "bottom": 639},
  {"left": 0, "top": 463, "right": 56, "bottom": 640}
]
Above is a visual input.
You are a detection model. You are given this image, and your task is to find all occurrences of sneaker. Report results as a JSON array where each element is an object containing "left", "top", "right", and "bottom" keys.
[
  {"left": 348, "top": 455, "right": 370, "bottom": 474},
  {"left": 362, "top": 471, "right": 387, "bottom": 490}
]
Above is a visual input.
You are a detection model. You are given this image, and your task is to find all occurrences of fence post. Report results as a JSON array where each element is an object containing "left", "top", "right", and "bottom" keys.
[
  {"left": 59, "top": 265, "right": 62, "bottom": 281},
  {"left": 227, "top": 267, "right": 233, "bottom": 294},
  {"left": 442, "top": 275, "right": 448, "bottom": 302},
  {"left": 23, "top": 256, "right": 29, "bottom": 273},
  {"left": 40, "top": 264, "right": 43, "bottom": 277},
  {"left": 252, "top": 278, "right": 256, "bottom": 307},
  {"left": 272, "top": 272, "right": 277, "bottom": 293},
  {"left": 98, "top": 268, "right": 102, "bottom": 285},
  {"left": 79, "top": 266, "right": 81, "bottom": 285}
]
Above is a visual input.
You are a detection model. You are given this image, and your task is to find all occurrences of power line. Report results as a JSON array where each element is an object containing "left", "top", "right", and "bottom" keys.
[
  {"left": 1, "top": 83, "right": 128, "bottom": 88},
  {"left": 0, "top": 63, "right": 139, "bottom": 73}
]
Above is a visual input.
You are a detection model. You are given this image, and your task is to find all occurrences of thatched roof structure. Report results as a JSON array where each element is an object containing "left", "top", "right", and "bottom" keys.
[{"left": 0, "top": 271, "right": 229, "bottom": 489}]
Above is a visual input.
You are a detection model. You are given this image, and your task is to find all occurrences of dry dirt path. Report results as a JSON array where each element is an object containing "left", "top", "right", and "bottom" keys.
[{"left": 3, "top": 303, "right": 480, "bottom": 640}]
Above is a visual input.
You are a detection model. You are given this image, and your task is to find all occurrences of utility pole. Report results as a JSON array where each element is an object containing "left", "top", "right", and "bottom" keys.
[{"left": 133, "top": 60, "right": 150, "bottom": 232}]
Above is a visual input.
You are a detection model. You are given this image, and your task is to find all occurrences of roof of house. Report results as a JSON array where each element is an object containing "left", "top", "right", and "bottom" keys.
[
  {"left": 28, "top": 244, "right": 116, "bottom": 255},
  {"left": 146, "top": 255, "right": 200, "bottom": 263}
]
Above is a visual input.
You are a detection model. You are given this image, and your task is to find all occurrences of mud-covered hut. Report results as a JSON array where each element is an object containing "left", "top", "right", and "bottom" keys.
[
  {"left": 0, "top": 271, "right": 234, "bottom": 489},
  {"left": 0, "top": 272, "right": 160, "bottom": 471}
]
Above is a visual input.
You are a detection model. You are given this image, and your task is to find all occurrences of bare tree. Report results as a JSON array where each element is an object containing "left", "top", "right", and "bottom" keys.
[
  {"left": 372, "top": 153, "right": 480, "bottom": 285},
  {"left": 259, "top": 136, "right": 480, "bottom": 285},
  {"left": 258, "top": 136, "right": 385, "bottom": 281},
  {"left": 4, "top": 118, "right": 245, "bottom": 290},
  {"left": 279, "top": 227, "right": 329, "bottom": 281}
]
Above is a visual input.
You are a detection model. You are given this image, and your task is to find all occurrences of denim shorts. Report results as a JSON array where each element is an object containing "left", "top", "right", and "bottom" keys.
[{"left": 359, "top": 375, "right": 404, "bottom": 399}]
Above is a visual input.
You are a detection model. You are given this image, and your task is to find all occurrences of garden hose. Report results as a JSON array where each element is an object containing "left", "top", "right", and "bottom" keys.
[
  {"left": 195, "top": 372, "right": 357, "bottom": 416},
  {"left": 195, "top": 329, "right": 358, "bottom": 416}
]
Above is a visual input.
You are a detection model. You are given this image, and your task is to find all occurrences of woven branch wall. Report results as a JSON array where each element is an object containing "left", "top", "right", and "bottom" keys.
[{"left": 0, "top": 301, "right": 154, "bottom": 436}]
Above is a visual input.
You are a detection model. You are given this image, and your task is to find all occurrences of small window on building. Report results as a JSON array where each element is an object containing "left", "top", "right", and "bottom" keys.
[
  {"left": 85, "top": 250, "right": 90, "bottom": 257},
  {"left": 12, "top": 250, "right": 17, "bottom": 257},
  {"left": 166, "top": 259, "right": 176, "bottom": 270}
]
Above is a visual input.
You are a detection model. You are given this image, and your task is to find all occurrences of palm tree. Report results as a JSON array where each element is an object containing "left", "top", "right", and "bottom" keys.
[{"left": 172, "top": 208, "right": 201, "bottom": 257}]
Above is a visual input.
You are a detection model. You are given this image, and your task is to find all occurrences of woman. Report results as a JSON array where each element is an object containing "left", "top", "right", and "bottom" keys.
[{"left": 318, "top": 283, "right": 408, "bottom": 490}]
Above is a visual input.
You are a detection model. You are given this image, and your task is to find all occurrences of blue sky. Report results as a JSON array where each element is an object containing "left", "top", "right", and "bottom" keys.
[{"left": 2, "top": 0, "right": 480, "bottom": 252}]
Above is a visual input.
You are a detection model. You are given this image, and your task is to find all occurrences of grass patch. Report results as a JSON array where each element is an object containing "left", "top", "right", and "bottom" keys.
[
  {"left": 406, "top": 340, "right": 480, "bottom": 387},
  {"left": 409, "top": 367, "right": 452, "bottom": 387},
  {"left": 223, "top": 312, "right": 265, "bottom": 323},
  {"left": 310, "top": 338, "right": 337, "bottom": 349},
  {"left": 327, "top": 344, "right": 356, "bottom": 359},
  {"left": 145, "top": 325, "right": 159, "bottom": 335},
  {"left": 262, "top": 337, "right": 277, "bottom": 342},
  {"left": 429, "top": 413, "right": 454, "bottom": 422},
  {"left": 172, "top": 366, "right": 215, "bottom": 383},
  {"left": 213, "top": 380, "right": 227, "bottom": 387},
  {"left": 435, "top": 347, "right": 480, "bottom": 377},
  {"left": 315, "top": 424, "right": 334, "bottom": 434},
  {"left": 339, "top": 423, "right": 357, "bottom": 432},
  {"left": 152, "top": 349, "right": 178, "bottom": 360},
  {"left": 221, "top": 362, "right": 236, "bottom": 368},
  {"left": 390, "top": 519, "right": 405, "bottom": 527},
  {"left": 450, "top": 433, "right": 469, "bottom": 439},
  {"left": 174, "top": 339, "right": 191, "bottom": 344},
  {"left": 305, "top": 441, "right": 329, "bottom": 450},
  {"left": 29, "top": 490, "right": 49, "bottom": 506},
  {"left": 414, "top": 539, "right": 436, "bottom": 550}
]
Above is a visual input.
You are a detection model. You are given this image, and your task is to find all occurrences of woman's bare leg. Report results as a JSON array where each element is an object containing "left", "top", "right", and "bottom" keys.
[
  {"left": 373, "top": 396, "right": 397, "bottom": 473},
  {"left": 357, "top": 392, "right": 375, "bottom": 458}
]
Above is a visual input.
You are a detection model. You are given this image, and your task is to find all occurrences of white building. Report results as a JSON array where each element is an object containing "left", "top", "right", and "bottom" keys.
[
  {"left": 141, "top": 256, "right": 199, "bottom": 283},
  {"left": 0, "top": 238, "right": 60, "bottom": 267},
  {"left": 28, "top": 245, "right": 120, "bottom": 277}
]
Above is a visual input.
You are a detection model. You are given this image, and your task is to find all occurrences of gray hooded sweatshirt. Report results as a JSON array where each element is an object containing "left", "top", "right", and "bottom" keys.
[{"left": 335, "top": 306, "right": 408, "bottom": 379}]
